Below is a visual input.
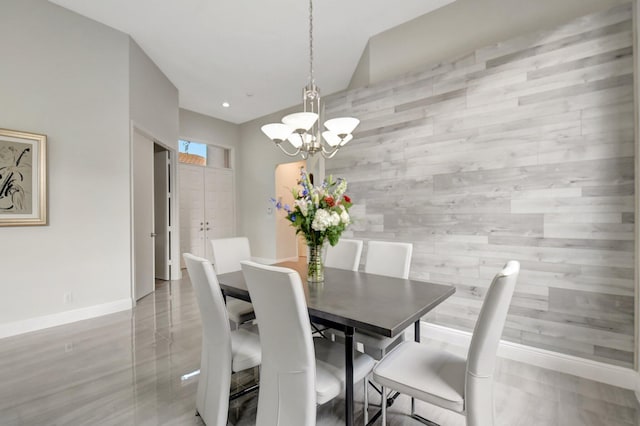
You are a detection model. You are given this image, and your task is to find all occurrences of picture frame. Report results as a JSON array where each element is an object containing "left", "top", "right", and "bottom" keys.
[{"left": 0, "top": 128, "right": 47, "bottom": 226}]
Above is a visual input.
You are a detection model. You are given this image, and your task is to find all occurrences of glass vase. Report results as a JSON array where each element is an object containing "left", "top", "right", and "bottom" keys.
[{"left": 307, "top": 244, "right": 324, "bottom": 283}]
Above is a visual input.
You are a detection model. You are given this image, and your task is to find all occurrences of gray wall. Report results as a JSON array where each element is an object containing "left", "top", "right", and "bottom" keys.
[
  {"left": 326, "top": 4, "right": 635, "bottom": 366},
  {"left": 179, "top": 108, "right": 240, "bottom": 150},
  {"left": 0, "top": 0, "right": 181, "bottom": 333},
  {"left": 130, "top": 39, "right": 180, "bottom": 279},
  {"left": 348, "top": 41, "right": 371, "bottom": 90},
  {"left": 0, "top": 0, "right": 131, "bottom": 326},
  {"left": 351, "top": 0, "right": 630, "bottom": 88},
  {"left": 130, "top": 40, "right": 179, "bottom": 150},
  {"left": 237, "top": 105, "right": 305, "bottom": 261}
]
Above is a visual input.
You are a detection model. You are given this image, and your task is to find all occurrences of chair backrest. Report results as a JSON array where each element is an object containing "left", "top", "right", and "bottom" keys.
[
  {"left": 465, "top": 260, "right": 519, "bottom": 426},
  {"left": 183, "top": 253, "right": 232, "bottom": 426},
  {"left": 210, "top": 237, "right": 251, "bottom": 274},
  {"left": 241, "top": 260, "right": 316, "bottom": 426},
  {"left": 324, "top": 239, "right": 363, "bottom": 271},
  {"left": 364, "top": 240, "right": 413, "bottom": 279}
]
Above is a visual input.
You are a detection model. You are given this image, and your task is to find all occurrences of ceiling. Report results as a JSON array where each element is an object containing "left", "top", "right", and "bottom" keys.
[{"left": 49, "top": 0, "right": 455, "bottom": 124}]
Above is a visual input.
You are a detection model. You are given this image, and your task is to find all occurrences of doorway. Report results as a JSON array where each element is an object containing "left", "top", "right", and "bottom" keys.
[
  {"left": 132, "top": 129, "right": 173, "bottom": 301},
  {"left": 178, "top": 140, "right": 236, "bottom": 267},
  {"left": 275, "top": 160, "right": 306, "bottom": 261},
  {"left": 154, "top": 145, "right": 171, "bottom": 280}
]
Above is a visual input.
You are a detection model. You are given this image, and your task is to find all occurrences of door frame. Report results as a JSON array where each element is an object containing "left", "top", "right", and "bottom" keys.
[
  {"left": 130, "top": 121, "right": 178, "bottom": 305},
  {"left": 154, "top": 149, "right": 171, "bottom": 280}
]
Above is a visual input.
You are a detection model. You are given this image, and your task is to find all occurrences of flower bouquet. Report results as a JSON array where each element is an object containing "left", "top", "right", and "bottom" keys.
[{"left": 274, "top": 168, "right": 352, "bottom": 282}]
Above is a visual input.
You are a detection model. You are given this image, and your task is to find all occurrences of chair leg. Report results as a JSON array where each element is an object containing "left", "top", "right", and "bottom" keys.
[
  {"left": 410, "top": 413, "right": 441, "bottom": 426},
  {"left": 363, "top": 377, "right": 369, "bottom": 424},
  {"left": 381, "top": 386, "right": 386, "bottom": 425},
  {"left": 229, "top": 382, "right": 259, "bottom": 401},
  {"left": 411, "top": 397, "right": 415, "bottom": 416}
]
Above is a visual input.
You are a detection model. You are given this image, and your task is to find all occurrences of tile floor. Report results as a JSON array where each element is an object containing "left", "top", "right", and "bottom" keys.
[{"left": 1, "top": 277, "right": 638, "bottom": 425}]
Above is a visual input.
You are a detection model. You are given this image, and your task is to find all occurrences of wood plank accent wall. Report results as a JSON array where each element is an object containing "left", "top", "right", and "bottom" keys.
[{"left": 325, "top": 3, "right": 635, "bottom": 367}]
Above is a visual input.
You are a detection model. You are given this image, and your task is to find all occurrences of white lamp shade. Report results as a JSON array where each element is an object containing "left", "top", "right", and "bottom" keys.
[
  {"left": 287, "top": 133, "right": 314, "bottom": 149},
  {"left": 261, "top": 123, "right": 293, "bottom": 142},
  {"left": 322, "top": 131, "right": 353, "bottom": 147},
  {"left": 282, "top": 112, "right": 318, "bottom": 132},
  {"left": 324, "top": 117, "right": 359, "bottom": 136},
  {"left": 287, "top": 133, "right": 303, "bottom": 148}
]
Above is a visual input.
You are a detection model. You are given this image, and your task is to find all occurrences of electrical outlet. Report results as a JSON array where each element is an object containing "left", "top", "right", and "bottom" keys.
[{"left": 64, "top": 292, "right": 73, "bottom": 304}]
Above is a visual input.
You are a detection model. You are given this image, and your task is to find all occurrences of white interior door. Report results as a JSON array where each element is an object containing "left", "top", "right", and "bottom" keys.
[
  {"left": 133, "top": 130, "right": 155, "bottom": 300},
  {"left": 179, "top": 164, "right": 205, "bottom": 266},
  {"left": 154, "top": 150, "right": 170, "bottom": 280}
]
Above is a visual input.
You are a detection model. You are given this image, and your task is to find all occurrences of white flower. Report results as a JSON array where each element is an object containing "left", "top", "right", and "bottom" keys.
[
  {"left": 334, "top": 179, "right": 347, "bottom": 198},
  {"left": 340, "top": 210, "right": 350, "bottom": 224},
  {"left": 295, "top": 199, "right": 308, "bottom": 217},
  {"left": 312, "top": 208, "right": 332, "bottom": 231},
  {"left": 330, "top": 211, "right": 341, "bottom": 227}
]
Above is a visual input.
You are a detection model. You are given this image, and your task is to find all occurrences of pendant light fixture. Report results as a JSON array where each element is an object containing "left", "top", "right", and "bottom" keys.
[{"left": 261, "top": 0, "right": 359, "bottom": 159}]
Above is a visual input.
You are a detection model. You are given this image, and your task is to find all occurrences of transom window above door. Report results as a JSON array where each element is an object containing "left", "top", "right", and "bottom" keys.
[{"left": 179, "top": 139, "right": 230, "bottom": 169}]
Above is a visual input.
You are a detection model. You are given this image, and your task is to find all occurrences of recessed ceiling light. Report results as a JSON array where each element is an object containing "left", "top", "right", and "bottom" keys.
[{"left": 222, "top": 102, "right": 230, "bottom": 108}]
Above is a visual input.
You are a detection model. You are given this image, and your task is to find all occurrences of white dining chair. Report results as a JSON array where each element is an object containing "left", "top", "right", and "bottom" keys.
[
  {"left": 373, "top": 261, "right": 520, "bottom": 426},
  {"left": 210, "top": 237, "right": 256, "bottom": 328},
  {"left": 240, "top": 260, "right": 375, "bottom": 426},
  {"left": 183, "top": 253, "right": 262, "bottom": 426},
  {"left": 364, "top": 240, "right": 413, "bottom": 279},
  {"left": 319, "top": 239, "right": 364, "bottom": 341},
  {"left": 325, "top": 238, "right": 363, "bottom": 271},
  {"left": 357, "top": 240, "right": 414, "bottom": 360}
]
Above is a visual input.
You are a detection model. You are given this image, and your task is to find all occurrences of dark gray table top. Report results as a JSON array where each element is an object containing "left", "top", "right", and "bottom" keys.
[{"left": 217, "top": 259, "right": 456, "bottom": 338}]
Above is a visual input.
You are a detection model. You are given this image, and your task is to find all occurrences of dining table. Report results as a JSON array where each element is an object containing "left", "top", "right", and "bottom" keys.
[{"left": 217, "top": 258, "right": 456, "bottom": 426}]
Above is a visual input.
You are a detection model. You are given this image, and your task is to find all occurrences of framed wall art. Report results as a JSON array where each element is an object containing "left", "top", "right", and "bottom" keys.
[{"left": 0, "top": 128, "right": 47, "bottom": 226}]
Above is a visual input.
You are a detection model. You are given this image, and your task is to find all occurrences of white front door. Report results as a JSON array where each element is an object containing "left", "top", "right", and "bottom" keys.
[
  {"left": 204, "top": 167, "right": 235, "bottom": 260},
  {"left": 179, "top": 164, "right": 236, "bottom": 266},
  {"left": 179, "top": 165, "right": 206, "bottom": 264},
  {"left": 133, "top": 130, "right": 155, "bottom": 300}
]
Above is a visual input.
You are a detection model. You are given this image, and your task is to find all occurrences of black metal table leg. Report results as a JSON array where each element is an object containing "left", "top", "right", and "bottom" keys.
[
  {"left": 413, "top": 320, "right": 420, "bottom": 416},
  {"left": 345, "top": 326, "right": 355, "bottom": 426}
]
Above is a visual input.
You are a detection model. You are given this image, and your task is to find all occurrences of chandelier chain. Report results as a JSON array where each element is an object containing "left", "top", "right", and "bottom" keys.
[
  {"left": 309, "top": 0, "right": 314, "bottom": 85},
  {"left": 260, "top": 0, "right": 358, "bottom": 159}
]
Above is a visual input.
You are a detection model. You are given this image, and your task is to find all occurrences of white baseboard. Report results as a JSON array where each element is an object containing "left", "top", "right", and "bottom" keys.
[
  {"left": 0, "top": 298, "right": 132, "bottom": 339},
  {"left": 421, "top": 322, "right": 637, "bottom": 391}
]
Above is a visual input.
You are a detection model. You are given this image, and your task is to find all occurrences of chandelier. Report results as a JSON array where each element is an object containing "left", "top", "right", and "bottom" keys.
[{"left": 261, "top": 0, "right": 359, "bottom": 159}]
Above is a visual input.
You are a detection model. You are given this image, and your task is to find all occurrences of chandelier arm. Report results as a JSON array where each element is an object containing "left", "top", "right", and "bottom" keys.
[
  {"left": 320, "top": 133, "right": 354, "bottom": 158},
  {"left": 320, "top": 145, "right": 341, "bottom": 159},
  {"left": 276, "top": 142, "right": 303, "bottom": 157}
]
